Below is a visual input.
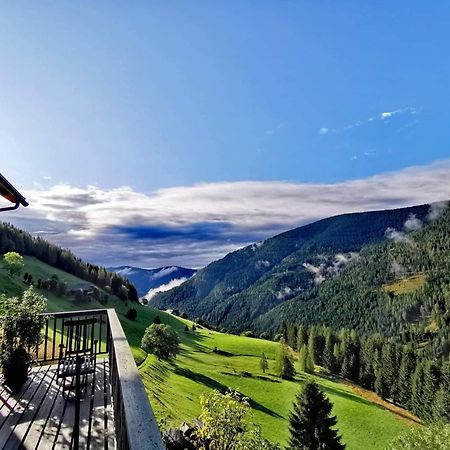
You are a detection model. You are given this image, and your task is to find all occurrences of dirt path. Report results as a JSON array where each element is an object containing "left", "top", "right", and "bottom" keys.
[{"left": 343, "top": 380, "right": 422, "bottom": 426}]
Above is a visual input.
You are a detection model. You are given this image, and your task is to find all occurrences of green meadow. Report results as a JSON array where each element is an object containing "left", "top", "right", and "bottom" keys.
[{"left": 1, "top": 256, "right": 416, "bottom": 449}]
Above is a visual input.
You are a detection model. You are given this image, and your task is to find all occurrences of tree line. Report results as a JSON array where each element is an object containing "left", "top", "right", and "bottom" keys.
[
  {"left": 0, "top": 222, "right": 138, "bottom": 302},
  {"left": 281, "top": 322, "right": 450, "bottom": 423}
]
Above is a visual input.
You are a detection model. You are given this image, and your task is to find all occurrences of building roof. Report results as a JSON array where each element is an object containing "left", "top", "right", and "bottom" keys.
[
  {"left": 70, "top": 282, "right": 95, "bottom": 292},
  {"left": 0, "top": 172, "right": 28, "bottom": 209}
]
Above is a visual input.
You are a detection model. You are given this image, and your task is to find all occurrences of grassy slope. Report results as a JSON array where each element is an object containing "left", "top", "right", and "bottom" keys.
[
  {"left": 1, "top": 256, "right": 413, "bottom": 449},
  {"left": 382, "top": 273, "right": 427, "bottom": 295}
]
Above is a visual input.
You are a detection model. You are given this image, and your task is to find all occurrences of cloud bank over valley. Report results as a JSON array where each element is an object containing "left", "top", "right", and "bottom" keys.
[{"left": 4, "top": 160, "right": 450, "bottom": 268}]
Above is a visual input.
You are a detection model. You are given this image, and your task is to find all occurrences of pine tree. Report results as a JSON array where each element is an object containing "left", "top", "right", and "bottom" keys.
[
  {"left": 287, "top": 381, "right": 345, "bottom": 450},
  {"left": 308, "top": 327, "right": 325, "bottom": 366},
  {"left": 323, "top": 329, "right": 337, "bottom": 372},
  {"left": 422, "top": 360, "right": 441, "bottom": 421},
  {"left": 287, "top": 324, "right": 298, "bottom": 349},
  {"left": 397, "top": 346, "right": 416, "bottom": 408},
  {"left": 297, "top": 325, "right": 308, "bottom": 352},
  {"left": 275, "top": 338, "right": 296, "bottom": 379},
  {"left": 410, "top": 361, "right": 426, "bottom": 417},
  {"left": 260, "top": 353, "right": 269, "bottom": 373},
  {"left": 298, "top": 344, "right": 314, "bottom": 374}
]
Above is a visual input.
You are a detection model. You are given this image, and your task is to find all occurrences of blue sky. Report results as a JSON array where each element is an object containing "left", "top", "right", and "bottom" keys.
[{"left": 1, "top": 3, "right": 449, "bottom": 267}]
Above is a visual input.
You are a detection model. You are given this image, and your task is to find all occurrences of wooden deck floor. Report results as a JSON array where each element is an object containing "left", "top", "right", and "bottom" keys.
[{"left": 0, "top": 360, "right": 115, "bottom": 449}]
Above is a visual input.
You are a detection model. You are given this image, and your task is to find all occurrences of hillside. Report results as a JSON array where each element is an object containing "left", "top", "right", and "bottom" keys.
[
  {"left": 153, "top": 203, "right": 435, "bottom": 331},
  {"left": 0, "top": 222, "right": 139, "bottom": 302},
  {"left": 256, "top": 202, "right": 450, "bottom": 335},
  {"left": 0, "top": 256, "right": 414, "bottom": 449},
  {"left": 110, "top": 265, "right": 196, "bottom": 297}
]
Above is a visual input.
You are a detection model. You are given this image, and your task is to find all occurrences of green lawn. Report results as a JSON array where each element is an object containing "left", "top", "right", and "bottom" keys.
[{"left": 1, "top": 256, "right": 414, "bottom": 449}]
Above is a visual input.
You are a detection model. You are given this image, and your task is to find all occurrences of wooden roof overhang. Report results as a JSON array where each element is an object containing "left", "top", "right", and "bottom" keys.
[{"left": 0, "top": 172, "right": 29, "bottom": 211}]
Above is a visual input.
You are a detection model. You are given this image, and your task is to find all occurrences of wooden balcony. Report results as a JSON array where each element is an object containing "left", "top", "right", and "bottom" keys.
[{"left": 0, "top": 309, "right": 165, "bottom": 450}]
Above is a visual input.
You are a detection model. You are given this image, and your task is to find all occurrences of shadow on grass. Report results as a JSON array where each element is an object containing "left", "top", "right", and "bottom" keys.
[
  {"left": 173, "top": 366, "right": 283, "bottom": 419},
  {"left": 179, "top": 331, "right": 210, "bottom": 354}
]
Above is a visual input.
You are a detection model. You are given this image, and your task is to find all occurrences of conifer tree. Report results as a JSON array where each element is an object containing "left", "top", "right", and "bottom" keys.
[
  {"left": 287, "top": 381, "right": 345, "bottom": 450},
  {"left": 260, "top": 353, "right": 269, "bottom": 373},
  {"left": 297, "top": 325, "right": 308, "bottom": 352},
  {"left": 323, "top": 329, "right": 337, "bottom": 372},
  {"left": 308, "top": 327, "right": 325, "bottom": 366},
  {"left": 397, "top": 346, "right": 416, "bottom": 408},
  {"left": 411, "top": 361, "right": 426, "bottom": 417},
  {"left": 298, "top": 344, "right": 314, "bottom": 374},
  {"left": 275, "top": 338, "right": 296, "bottom": 379},
  {"left": 422, "top": 360, "right": 441, "bottom": 421}
]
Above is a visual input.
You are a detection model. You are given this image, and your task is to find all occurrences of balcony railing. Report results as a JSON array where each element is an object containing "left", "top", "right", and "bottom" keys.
[{"left": 37, "top": 308, "right": 165, "bottom": 450}]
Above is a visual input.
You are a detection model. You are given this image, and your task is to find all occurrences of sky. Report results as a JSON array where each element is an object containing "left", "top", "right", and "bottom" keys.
[{"left": 0, "top": 2, "right": 449, "bottom": 268}]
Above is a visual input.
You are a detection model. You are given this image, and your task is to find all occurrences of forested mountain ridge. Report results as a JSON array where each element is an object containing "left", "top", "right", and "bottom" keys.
[
  {"left": 0, "top": 222, "right": 139, "bottom": 302},
  {"left": 256, "top": 202, "right": 450, "bottom": 336},
  {"left": 153, "top": 203, "right": 440, "bottom": 331}
]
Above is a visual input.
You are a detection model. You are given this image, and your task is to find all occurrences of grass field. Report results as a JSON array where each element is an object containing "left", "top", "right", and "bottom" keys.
[
  {"left": 1, "top": 256, "right": 416, "bottom": 449},
  {"left": 382, "top": 273, "right": 426, "bottom": 295}
]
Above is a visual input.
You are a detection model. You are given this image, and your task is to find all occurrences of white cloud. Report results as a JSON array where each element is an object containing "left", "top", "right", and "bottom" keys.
[
  {"left": 380, "top": 107, "right": 417, "bottom": 120},
  {"left": 145, "top": 277, "right": 189, "bottom": 301},
  {"left": 404, "top": 213, "right": 422, "bottom": 231},
  {"left": 426, "top": 200, "right": 448, "bottom": 221},
  {"left": 3, "top": 160, "right": 449, "bottom": 268},
  {"left": 385, "top": 227, "right": 415, "bottom": 246},
  {"left": 326, "top": 106, "right": 419, "bottom": 134}
]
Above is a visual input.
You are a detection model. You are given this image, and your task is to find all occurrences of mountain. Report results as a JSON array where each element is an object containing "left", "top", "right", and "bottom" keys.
[
  {"left": 153, "top": 202, "right": 449, "bottom": 332},
  {"left": 109, "top": 265, "right": 197, "bottom": 297},
  {"left": 256, "top": 201, "right": 450, "bottom": 335}
]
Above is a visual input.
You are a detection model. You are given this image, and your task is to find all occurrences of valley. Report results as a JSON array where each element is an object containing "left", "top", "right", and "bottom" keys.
[{"left": 1, "top": 256, "right": 418, "bottom": 449}]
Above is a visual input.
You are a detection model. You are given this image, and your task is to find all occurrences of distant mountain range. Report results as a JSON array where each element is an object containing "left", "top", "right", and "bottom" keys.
[
  {"left": 152, "top": 201, "right": 450, "bottom": 334},
  {"left": 109, "top": 265, "right": 197, "bottom": 298}
]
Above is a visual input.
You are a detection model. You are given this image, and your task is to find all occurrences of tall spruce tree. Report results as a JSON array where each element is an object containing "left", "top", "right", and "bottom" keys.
[
  {"left": 298, "top": 344, "right": 314, "bottom": 374},
  {"left": 260, "top": 353, "right": 269, "bottom": 373},
  {"left": 323, "top": 329, "right": 337, "bottom": 372},
  {"left": 297, "top": 325, "right": 308, "bottom": 352},
  {"left": 397, "top": 346, "right": 416, "bottom": 408},
  {"left": 287, "top": 381, "right": 345, "bottom": 450},
  {"left": 410, "top": 361, "right": 426, "bottom": 417},
  {"left": 275, "top": 338, "right": 296, "bottom": 379}
]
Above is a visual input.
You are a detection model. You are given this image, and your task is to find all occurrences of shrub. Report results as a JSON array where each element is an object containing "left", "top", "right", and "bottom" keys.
[
  {"left": 0, "top": 288, "right": 47, "bottom": 392},
  {"left": 241, "top": 330, "right": 255, "bottom": 338},
  {"left": 386, "top": 423, "right": 450, "bottom": 450},
  {"left": 141, "top": 324, "right": 180, "bottom": 360},
  {"left": 126, "top": 307, "right": 137, "bottom": 320},
  {"left": 3, "top": 251, "right": 24, "bottom": 276}
]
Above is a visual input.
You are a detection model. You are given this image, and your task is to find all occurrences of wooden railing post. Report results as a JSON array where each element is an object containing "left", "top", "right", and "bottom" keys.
[
  {"left": 37, "top": 309, "right": 165, "bottom": 449},
  {"left": 107, "top": 309, "right": 165, "bottom": 450}
]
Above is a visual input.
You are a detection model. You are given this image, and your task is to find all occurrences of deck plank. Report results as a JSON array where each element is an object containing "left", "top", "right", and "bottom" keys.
[
  {"left": 0, "top": 362, "right": 114, "bottom": 450},
  {"left": 0, "top": 367, "right": 48, "bottom": 448},
  {"left": 3, "top": 367, "right": 55, "bottom": 450}
]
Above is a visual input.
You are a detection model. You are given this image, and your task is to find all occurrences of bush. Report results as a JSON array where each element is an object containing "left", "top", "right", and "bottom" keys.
[
  {"left": 0, "top": 288, "right": 47, "bottom": 392},
  {"left": 141, "top": 324, "right": 180, "bottom": 360},
  {"left": 126, "top": 308, "right": 137, "bottom": 320},
  {"left": 241, "top": 330, "right": 255, "bottom": 338},
  {"left": 3, "top": 251, "right": 24, "bottom": 276},
  {"left": 386, "top": 423, "right": 450, "bottom": 450}
]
